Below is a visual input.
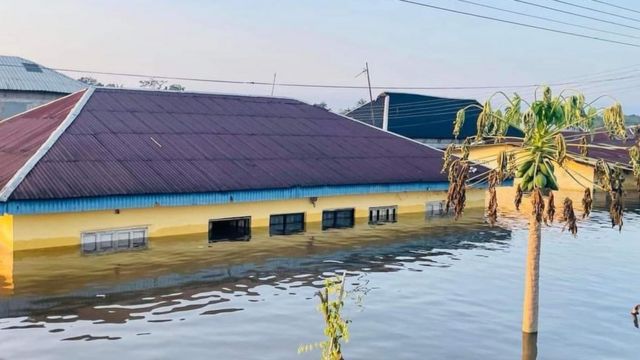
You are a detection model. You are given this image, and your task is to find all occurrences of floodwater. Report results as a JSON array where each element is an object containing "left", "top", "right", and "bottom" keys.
[{"left": 1, "top": 197, "right": 640, "bottom": 359}]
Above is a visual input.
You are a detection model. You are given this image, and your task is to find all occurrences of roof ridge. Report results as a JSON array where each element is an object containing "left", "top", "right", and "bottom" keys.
[
  {"left": 0, "top": 87, "right": 95, "bottom": 202},
  {"left": 93, "top": 86, "right": 303, "bottom": 103}
]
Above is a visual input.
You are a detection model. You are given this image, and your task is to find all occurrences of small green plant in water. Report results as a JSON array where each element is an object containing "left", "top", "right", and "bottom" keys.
[{"left": 299, "top": 272, "right": 350, "bottom": 360}]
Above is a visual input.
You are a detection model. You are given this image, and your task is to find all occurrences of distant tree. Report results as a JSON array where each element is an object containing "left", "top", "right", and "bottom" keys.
[
  {"left": 77, "top": 77, "right": 123, "bottom": 88},
  {"left": 340, "top": 98, "right": 368, "bottom": 115},
  {"left": 139, "top": 78, "right": 167, "bottom": 90},
  {"left": 167, "top": 84, "right": 186, "bottom": 92},
  {"left": 77, "top": 76, "right": 103, "bottom": 86},
  {"left": 139, "top": 78, "right": 185, "bottom": 91},
  {"left": 313, "top": 102, "right": 331, "bottom": 111}
]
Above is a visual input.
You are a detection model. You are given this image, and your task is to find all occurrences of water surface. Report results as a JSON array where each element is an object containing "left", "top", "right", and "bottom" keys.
[{"left": 1, "top": 203, "right": 640, "bottom": 359}]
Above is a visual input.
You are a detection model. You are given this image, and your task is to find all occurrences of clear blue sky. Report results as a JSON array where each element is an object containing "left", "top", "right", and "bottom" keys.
[{"left": 2, "top": 0, "right": 639, "bottom": 113}]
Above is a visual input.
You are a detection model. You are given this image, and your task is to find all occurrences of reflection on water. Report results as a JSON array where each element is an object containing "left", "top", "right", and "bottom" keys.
[
  {"left": 1, "top": 211, "right": 509, "bottom": 324},
  {"left": 1, "top": 200, "right": 640, "bottom": 359},
  {"left": 522, "top": 332, "right": 537, "bottom": 360}
]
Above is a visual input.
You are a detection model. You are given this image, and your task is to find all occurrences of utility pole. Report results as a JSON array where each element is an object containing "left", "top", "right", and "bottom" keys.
[
  {"left": 356, "top": 63, "right": 376, "bottom": 127},
  {"left": 365, "top": 62, "right": 375, "bottom": 127},
  {"left": 270, "top": 73, "right": 277, "bottom": 96}
]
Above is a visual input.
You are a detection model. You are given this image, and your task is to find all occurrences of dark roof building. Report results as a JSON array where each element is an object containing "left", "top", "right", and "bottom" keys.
[
  {"left": 0, "top": 88, "right": 458, "bottom": 206},
  {"left": 0, "top": 55, "right": 86, "bottom": 119},
  {"left": 0, "top": 88, "right": 496, "bottom": 252},
  {"left": 0, "top": 88, "right": 493, "bottom": 252},
  {"left": 346, "top": 92, "right": 520, "bottom": 147}
]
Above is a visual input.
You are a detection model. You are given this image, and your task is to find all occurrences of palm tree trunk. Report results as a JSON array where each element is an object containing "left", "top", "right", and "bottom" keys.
[{"left": 522, "top": 211, "right": 542, "bottom": 333}]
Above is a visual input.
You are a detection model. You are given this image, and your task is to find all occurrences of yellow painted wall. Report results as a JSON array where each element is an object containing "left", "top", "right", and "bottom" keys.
[
  {"left": 464, "top": 144, "right": 597, "bottom": 191},
  {"left": 11, "top": 189, "right": 486, "bottom": 251},
  {"left": 8, "top": 209, "right": 489, "bottom": 297},
  {"left": 0, "top": 214, "right": 12, "bottom": 244},
  {"left": 0, "top": 214, "right": 14, "bottom": 294}
]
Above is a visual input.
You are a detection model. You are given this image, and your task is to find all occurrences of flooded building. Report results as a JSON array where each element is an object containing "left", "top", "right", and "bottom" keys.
[
  {"left": 0, "top": 55, "right": 86, "bottom": 119},
  {"left": 345, "top": 92, "right": 520, "bottom": 148},
  {"left": 0, "top": 87, "right": 488, "bottom": 252},
  {"left": 464, "top": 129, "right": 639, "bottom": 191}
]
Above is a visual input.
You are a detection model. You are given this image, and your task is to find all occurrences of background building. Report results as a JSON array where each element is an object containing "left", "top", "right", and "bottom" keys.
[
  {"left": 463, "top": 129, "right": 639, "bottom": 192},
  {"left": 346, "top": 92, "right": 520, "bottom": 148},
  {"left": 0, "top": 55, "right": 85, "bottom": 119}
]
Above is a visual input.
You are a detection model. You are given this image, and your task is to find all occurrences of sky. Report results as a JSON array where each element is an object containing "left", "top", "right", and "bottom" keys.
[{"left": 2, "top": 0, "right": 640, "bottom": 113}]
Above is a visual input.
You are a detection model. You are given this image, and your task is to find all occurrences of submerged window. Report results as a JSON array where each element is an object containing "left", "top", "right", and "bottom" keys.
[
  {"left": 209, "top": 217, "right": 251, "bottom": 242},
  {"left": 369, "top": 206, "right": 397, "bottom": 224},
  {"left": 426, "top": 200, "right": 446, "bottom": 217},
  {"left": 322, "top": 208, "right": 355, "bottom": 230},
  {"left": 81, "top": 227, "right": 148, "bottom": 255},
  {"left": 270, "top": 213, "right": 305, "bottom": 235}
]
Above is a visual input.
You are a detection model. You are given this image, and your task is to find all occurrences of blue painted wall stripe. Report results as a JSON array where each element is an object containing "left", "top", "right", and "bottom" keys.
[{"left": 0, "top": 182, "right": 475, "bottom": 215}]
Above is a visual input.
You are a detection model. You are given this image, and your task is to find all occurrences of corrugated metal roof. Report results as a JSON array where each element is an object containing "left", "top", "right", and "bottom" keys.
[
  {"left": 566, "top": 130, "right": 638, "bottom": 165},
  {"left": 4, "top": 88, "right": 456, "bottom": 201},
  {"left": 0, "top": 91, "right": 86, "bottom": 191},
  {"left": 0, "top": 56, "right": 86, "bottom": 93},
  {"left": 346, "top": 92, "right": 522, "bottom": 140}
]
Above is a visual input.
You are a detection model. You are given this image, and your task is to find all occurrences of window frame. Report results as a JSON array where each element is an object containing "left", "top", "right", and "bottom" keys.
[
  {"left": 208, "top": 216, "right": 252, "bottom": 242},
  {"left": 322, "top": 208, "right": 355, "bottom": 230},
  {"left": 426, "top": 200, "right": 447, "bottom": 217},
  {"left": 269, "top": 212, "right": 305, "bottom": 236},
  {"left": 81, "top": 227, "right": 148, "bottom": 255},
  {"left": 368, "top": 206, "right": 398, "bottom": 224}
]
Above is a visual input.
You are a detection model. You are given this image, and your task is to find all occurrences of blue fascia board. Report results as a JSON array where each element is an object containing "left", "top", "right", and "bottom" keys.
[{"left": 0, "top": 182, "right": 470, "bottom": 215}]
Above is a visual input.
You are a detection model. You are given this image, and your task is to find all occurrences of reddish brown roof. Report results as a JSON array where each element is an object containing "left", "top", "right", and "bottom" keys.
[
  {"left": 0, "top": 91, "right": 85, "bottom": 191},
  {"left": 565, "top": 130, "right": 638, "bottom": 165},
  {"left": 2, "top": 88, "right": 451, "bottom": 201}
]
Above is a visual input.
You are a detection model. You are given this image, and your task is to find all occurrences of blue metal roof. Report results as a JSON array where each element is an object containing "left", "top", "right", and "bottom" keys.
[
  {"left": 347, "top": 92, "right": 522, "bottom": 140},
  {"left": 0, "top": 56, "right": 86, "bottom": 94}
]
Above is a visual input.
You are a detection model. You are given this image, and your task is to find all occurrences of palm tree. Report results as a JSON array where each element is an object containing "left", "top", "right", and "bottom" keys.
[{"left": 445, "top": 86, "right": 636, "bottom": 334}]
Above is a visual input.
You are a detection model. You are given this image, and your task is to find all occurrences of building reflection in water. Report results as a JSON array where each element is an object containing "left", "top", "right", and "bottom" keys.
[
  {"left": 0, "top": 210, "right": 512, "bottom": 332},
  {"left": 0, "top": 234, "right": 13, "bottom": 295}
]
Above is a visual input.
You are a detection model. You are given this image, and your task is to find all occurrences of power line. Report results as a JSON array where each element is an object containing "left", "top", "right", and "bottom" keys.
[
  {"left": 513, "top": 0, "right": 640, "bottom": 32},
  {"left": 0, "top": 62, "right": 624, "bottom": 91},
  {"left": 591, "top": 0, "right": 640, "bottom": 15},
  {"left": 48, "top": 66, "right": 548, "bottom": 90},
  {"left": 455, "top": 0, "right": 640, "bottom": 39},
  {"left": 378, "top": 76, "right": 640, "bottom": 119},
  {"left": 0, "top": 62, "right": 528, "bottom": 90},
  {"left": 558, "top": 64, "right": 640, "bottom": 83},
  {"left": 549, "top": 0, "right": 640, "bottom": 23},
  {"left": 395, "top": 0, "right": 640, "bottom": 48},
  {"left": 1, "top": 61, "right": 637, "bottom": 97}
]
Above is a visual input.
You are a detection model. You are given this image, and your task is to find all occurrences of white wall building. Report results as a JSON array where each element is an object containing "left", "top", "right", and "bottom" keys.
[{"left": 0, "top": 56, "right": 86, "bottom": 119}]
